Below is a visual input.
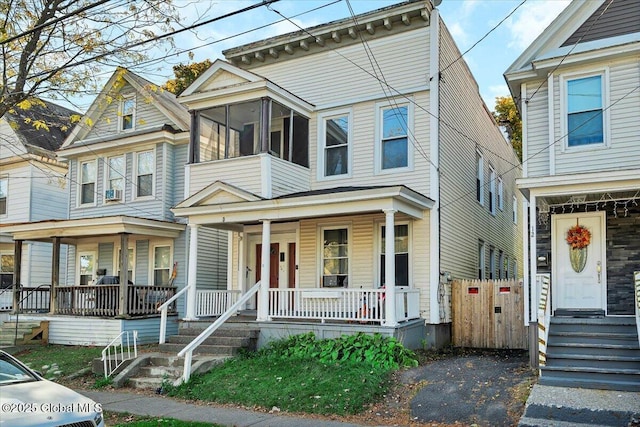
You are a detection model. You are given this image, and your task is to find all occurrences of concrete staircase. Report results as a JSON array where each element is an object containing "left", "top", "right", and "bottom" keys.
[
  {"left": 116, "top": 317, "right": 259, "bottom": 390},
  {"left": 540, "top": 313, "right": 640, "bottom": 391},
  {"left": 0, "top": 321, "right": 48, "bottom": 346}
]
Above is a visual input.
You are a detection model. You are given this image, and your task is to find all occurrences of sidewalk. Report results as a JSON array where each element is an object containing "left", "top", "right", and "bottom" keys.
[{"left": 80, "top": 389, "right": 373, "bottom": 427}]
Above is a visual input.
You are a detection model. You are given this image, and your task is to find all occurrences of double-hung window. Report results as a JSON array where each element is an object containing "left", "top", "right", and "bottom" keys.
[
  {"left": 380, "top": 224, "right": 409, "bottom": 287},
  {"left": 489, "top": 166, "right": 496, "bottom": 215},
  {"left": 512, "top": 195, "right": 518, "bottom": 224},
  {"left": 0, "top": 252, "right": 14, "bottom": 288},
  {"left": 136, "top": 151, "right": 153, "bottom": 198},
  {"left": 321, "top": 227, "right": 349, "bottom": 287},
  {"left": 79, "top": 252, "right": 96, "bottom": 285},
  {"left": 378, "top": 104, "right": 410, "bottom": 171},
  {"left": 497, "top": 178, "right": 504, "bottom": 211},
  {"left": 566, "top": 74, "right": 604, "bottom": 147},
  {"left": 120, "top": 95, "right": 135, "bottom": 131},
  {"left": 80, "top": 161, "right": 96, "bottom": 205},
  {"left": 153, "top": 245, "right": 171, "bottom": 286},
  {"left": 478, "top": 240, "right": 485, "bottom": 280},
  {"left": 0, "top": 176, "right": 7, "bottom": 215},
  {"left": 107, "top": 155, "right": 125, "bottom": 193},
  {"left": 320, "top": 111, "right": 351, "bottom": 178},
  {"left": 476, "top": 151, "right": 484, "bottom": 205}
]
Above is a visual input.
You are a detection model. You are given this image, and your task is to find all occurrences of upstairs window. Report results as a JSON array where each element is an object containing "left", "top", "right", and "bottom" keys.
[
  {"left": 321, "top": 227, "right": 349, "bottom": 287},
  {"left": 497, "top": 177, "right": 504, "bottom": 211},
  {"left": 378, "top": 104, "right": 410, "bottom": 171},
  {"left": 476, "top": 151, "right": 484, "bottom": 205},
  {"left": 512, "top": 195, "right": 518, "bottom": 224},
  {"left": 567, "top": 74, "right": 604, "bottom": 147},
  {"left": 489, "top": 166, "right": 496, "bottom": 215},
  {"left": 80, "top": 161, "right": 96, "bottom": 205},
  {"left": 320, "top": 110, "right": 351, "bottom": 178},
  {"left": 478, "top": 240, "right": 485, "bottom": 280},
  {"left": 136, "top": 151, "right": 153, "bottom": 198},
  {"left": 120, "top": 95, "right": 135, "bottom": 131},
  {"left": 107, "top": 155, "right": 125, "bottom": 192},
  {"left": 0, "top": 177, "right": 7, "bottom": 215}
]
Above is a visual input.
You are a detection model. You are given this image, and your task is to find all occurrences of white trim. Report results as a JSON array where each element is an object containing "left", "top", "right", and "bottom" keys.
[
  {"left": 134, "top": 149, "right": 155, "bottom": 200},
  {"left": 0, "top": 175, "right": 8, "bottom": 217},
  {"left": 559, "top": 67, "right": 610, "bottom": 152},
  {"left": 374, "top": 100, "right": 414, "bottom": 175},
  {"left": 521, "top": 83, "right": 528, "bottom": 178},
  {"left": 227, "top": 230, "right": 234, "bottom": 292},
  {"left": 151, "top": 241, "right": 173, "bottom": 286},
  {"left": 78, "top": 159, "right": 97, "bottom": 207},
  {"left": 104, "top": 154, "right": 126, "bottom": 203},
  {"left": 317, "top": 223, "right": 352, "bottom": 288},
  {"left": 476, "top": 150, "right": 485, "bottom": 206},
  {"left": 497, "top": 177, "right": 504, "bottom": 211},
  {"left": 548, "top": 74, "right": 555, "bottom": 176},
  {"left": 518, "top": 169, "right": 640, "bottom": 193},
  {"left": 478, "top": 240, "right": 486, "bottom": 280},
  {"left": 489, "top": 165, "right": 496, "bottom": 216},
  {"left": 260, "top": 154, "right": 272, "bottom": 198},
  {"left": 77, "top": 250, "right": 97, "bottom": 285},
  {"left": 118, "top": 93, "right": 136, "bottom": 132},
  {"left": 512, "top": 195, "right": 518, "bottom": 225},
  {"left": 317, "top": 108, "right": 353, "bottom": 181}
]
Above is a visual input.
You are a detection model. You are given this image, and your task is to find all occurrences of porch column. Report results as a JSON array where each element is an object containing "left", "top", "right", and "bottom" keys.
[
  {"left": 257, "top": 219, "right": 271, "bottom": 321},
  {"left": 188, "top": 110, "right": 200, "bottom": 164},
  {"left": 529, "top": 194, "right": 537, "bottom": 320},
  {"left": 118, "top": 233, "right": 129, "bottom": 316},
  {"left": 384, "top": 209, "right": 398, "bottom": 327},
  {"left": 260, "top": 98, "right": 270, "bottom": 154},
  {"left": 185, "top": 224, "right": 199, "bottom": 320},
  {"left": 49, "top": 237, "right": 61, "bottom": 314},
  {"left": 12, "top": 240, "right": 22, "bottom": 314}
]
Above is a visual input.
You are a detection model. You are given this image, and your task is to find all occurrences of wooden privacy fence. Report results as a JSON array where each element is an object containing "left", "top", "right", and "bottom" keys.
[{"left": 452, "top": 279, "right": 527, "bottom": 349}]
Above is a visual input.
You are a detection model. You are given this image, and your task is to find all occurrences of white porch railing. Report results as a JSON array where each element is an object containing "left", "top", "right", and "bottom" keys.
[
  {"left": 158, "top": 286, "right": 189, "bottom": 344},
  {"left": 196, "top": 289, "right": 242, "bottom": 317},
  {"left": 101, "top": 330, "right": 138, "bottom": 379},
  {"left": 634, "top": 271, "right": 640, "bottom": 347},
  {"left": 268, "top": 287, "right": 420, "bottom": 324},
  {"left": 178, "top": 281, "right": 261, "bottom": 383},
  {"left": 536, "top": 274, "right": 551, "bottom": 369}
]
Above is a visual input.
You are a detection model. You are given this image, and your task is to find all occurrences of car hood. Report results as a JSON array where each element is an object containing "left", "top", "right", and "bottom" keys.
[{"left": 0, "top": 379, "right": 102, "bottom": 427}]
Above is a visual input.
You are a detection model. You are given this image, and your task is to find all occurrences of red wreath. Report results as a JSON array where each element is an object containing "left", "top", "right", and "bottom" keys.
[{"left": 566, "top": 224, "right": 591, "bottom": 249}]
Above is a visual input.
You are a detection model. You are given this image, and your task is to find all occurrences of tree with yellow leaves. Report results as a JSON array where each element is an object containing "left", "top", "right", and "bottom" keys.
[{"left": 493, "top": 96, "right": 522, "bottom": 161}]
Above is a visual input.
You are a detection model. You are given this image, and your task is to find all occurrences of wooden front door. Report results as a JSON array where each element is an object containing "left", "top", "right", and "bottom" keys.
[
  {"left": 552, "top": 212, "right": 606, "bottom": 311},
  {"left": 256, "top": 243, "right": 280, "bottom": 288}
]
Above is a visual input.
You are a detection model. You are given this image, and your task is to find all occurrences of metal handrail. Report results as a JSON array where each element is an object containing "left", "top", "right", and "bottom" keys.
[
  {"left": 178, "top": 281, "right": 261, "bottom": 383},
  {"left": 158, "top": 286, "right": 189, "bottom": 344},
  {"left": 536, "top": 274, "right": 551, "bottom": 370},
  {"left": 14, "top": 284, "right": 50, "bottom": 345},
  {"left": 102, "top": 330, "right": 138, "bottom": 378},
  {"left": 634, "top": 271, "right": 640, "bottom": 347}
]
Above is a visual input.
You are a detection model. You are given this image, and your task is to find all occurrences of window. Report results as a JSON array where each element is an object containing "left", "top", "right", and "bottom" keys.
[
  {"left": 497, "top": 178, "right": 504, "bottom": 211},
  {"left": 512, "top": 195, "right": 518, "bottom": 224},
  {"left": 478, "top": 240, "right": 485, "bottom": 280},
  {"left": 120, "top": 95, "right": 135, "bottom": 131},
  {"left": 380, "top": 224, "right": 409, "bottom": 287},
  {"left": 153, "top": 245, "right": 171, "bottom": 286},
  {"left": 136, "top": 151, "right": 153, "bottom": 198},
  {"left": 378, "top": 104, "right": 409, "bottom": 171},
  {"left": 0, "top": 253, "right": 14, "bottom": 288},
  {"left": 476, "top": 151, "right": 484, "bottom": 205},
  {"left": 80, "top": 161, "right": 96, "bottom": 205},
  {"left": 489, "top": 246, "right": 496, "bottom": 280},
  {"left": 498, "top": 250, "right": 504, "bottom": 279},
  {"left": 79, "top": 253, "right": 95, "bottom": 285},
  {"left": 512, "top": 259, "right": 518, "bottom": 279},
  {"left": 321, "top": 227, "right": 349, "bottom": 287},
  {"left": 489, "top": 166, "right": 496, "bottom": 215},
  {"left": 0, "top": 177, "right": 7, "bottom": 215},
  {"left": 320, "top": 111, "right": 351, "bottom": 178},
  {"left": 117, "top": 248, "right": 134, "bottom": 282},
  {"left": 107, "top": 156, "right": 125, "bottom": 192},
  {"left": 567, "top": 74, "right": 604, "bottom": 147}
]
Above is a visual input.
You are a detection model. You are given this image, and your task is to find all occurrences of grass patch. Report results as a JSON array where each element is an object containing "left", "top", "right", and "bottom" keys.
[
  {"left": 13, "top": 345, "right": 103, "bottom": 378},
  {"left": 105, "top": 412, "right": 222, "bottom": 427},
  {"left": 166, "top": 333, "right": 414, "bottom": 416}
]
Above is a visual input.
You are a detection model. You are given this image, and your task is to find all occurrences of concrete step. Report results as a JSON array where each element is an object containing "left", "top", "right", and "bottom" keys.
[
  {"left": 127, "top": 376, "right": 168, "bottom": 390},
  {"left": 157, "top": 342, "right": 242, "bottom": 356},
  {"left": 519, "top": 403, "right": 638, "bottom": 427},
  {"left": 165, "top": 335, "right": 253, "bottom": 347},
  {"left": 540, "top": 367, "right": 640, "bottom": 392},
  {"left": 137, "top": 365, "right": 183, "bottom": 378},
  {"left": 176, "top": 327, "right": 259, "bottom": 338}
]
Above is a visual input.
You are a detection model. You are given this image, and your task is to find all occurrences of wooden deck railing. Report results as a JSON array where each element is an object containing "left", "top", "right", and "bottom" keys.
[{"left": 17, "top": 286, "right": 51, "bottom": 313}]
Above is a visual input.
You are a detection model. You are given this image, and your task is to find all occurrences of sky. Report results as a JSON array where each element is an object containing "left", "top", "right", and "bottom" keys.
[{"left": 68, "top": 0, "right": 572, "bottom": 112}]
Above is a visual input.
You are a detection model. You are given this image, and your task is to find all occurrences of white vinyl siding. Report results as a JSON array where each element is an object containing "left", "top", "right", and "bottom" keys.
[
  {"left": 270, "top": 156, "right": 311, "bottom": 197},
  {"left": 188, "top": 156, "right": 263, "bottom": 197},
  {"left": 196, "top": 227, "right": 228, "bottom": 290}
]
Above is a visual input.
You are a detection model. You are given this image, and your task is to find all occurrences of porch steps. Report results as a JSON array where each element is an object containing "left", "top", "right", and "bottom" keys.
[
  {"left": 540, "top": 315, "right": 640, "bottom": 391},
  {"left": 0, "top": 321, "right": 46, "bottom": 346}
]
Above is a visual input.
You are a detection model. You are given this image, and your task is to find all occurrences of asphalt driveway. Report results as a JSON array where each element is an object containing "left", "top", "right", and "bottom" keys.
[{"left": 405, "top": 349, "right": 533, "bottom": 426}]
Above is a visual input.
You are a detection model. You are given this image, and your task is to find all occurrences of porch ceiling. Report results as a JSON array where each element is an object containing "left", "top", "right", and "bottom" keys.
[
  {"left": 172, "top": 185, "right": 434, "bottom": 227},
  {"left": 0, "top": 215, "right": 185, "bottom": 243}
]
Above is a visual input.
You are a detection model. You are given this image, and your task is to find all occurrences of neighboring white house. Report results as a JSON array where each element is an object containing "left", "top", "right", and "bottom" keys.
[
  {"left": 171, "top": 0, "right": 522, "bottom": 348},
  {"left": 0, "top": 100, "right": 75, "bottom": 310},
  {"left": 505, "top": 0, "right": 640, "bottom": 390}
]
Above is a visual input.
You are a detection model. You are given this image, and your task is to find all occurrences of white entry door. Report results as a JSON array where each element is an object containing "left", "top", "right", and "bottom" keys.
[{"left": 552, "top": 212, "right": 606, "bottom": 311}]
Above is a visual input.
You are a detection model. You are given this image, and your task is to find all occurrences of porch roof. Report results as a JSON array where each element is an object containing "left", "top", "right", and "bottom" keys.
[
  {"left": 0, "top": 215, "right": 186, "bottom": 243},
  {"left": 172, "top": 184, "right": 434, "bottom": 228}
]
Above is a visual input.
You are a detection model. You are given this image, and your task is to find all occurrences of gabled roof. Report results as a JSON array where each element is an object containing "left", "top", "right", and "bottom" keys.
[
  {"left": 62, "top": 67, "right": 190, "bottom": 148},
  {"left": 3, "top": 99, "right": 78, "bottom": 156},
  {"left": 504, "top": 0, "right": 640, "bottom": 100},
  {"left": 175, "top": 181, "right": 263, "bottom": 209},
  {"left": 178, "top": 59, "right": 314, "bottom": 114}
]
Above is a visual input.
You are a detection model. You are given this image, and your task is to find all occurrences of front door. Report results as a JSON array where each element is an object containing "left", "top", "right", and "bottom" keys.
[
  {"left": 256, "top": 243, "right": 279, "bottom": 288},
  {"left": 552, "top": 212, "right": 606, "bottom": 311}
]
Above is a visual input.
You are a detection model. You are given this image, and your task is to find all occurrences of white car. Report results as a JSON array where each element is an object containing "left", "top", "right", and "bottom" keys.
[{"left": 0, "top": 350, "right": 104, "bottom": 427}]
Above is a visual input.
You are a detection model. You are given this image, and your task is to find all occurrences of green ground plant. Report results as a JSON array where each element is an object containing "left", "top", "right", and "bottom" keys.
[
  {"left": 166, "top": 333, "right": 417, "bottom": 416},
  {"left": 13, "top": 345, "right": 103, "bottom": 377}
]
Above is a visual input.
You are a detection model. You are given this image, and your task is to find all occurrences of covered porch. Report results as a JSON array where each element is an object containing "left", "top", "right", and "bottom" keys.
[
  {"left": 1, "top": 215, "right": 186, "bottom": 319},
  {"left": 172, "top": 184, "right": 434, "bottom": 329}
]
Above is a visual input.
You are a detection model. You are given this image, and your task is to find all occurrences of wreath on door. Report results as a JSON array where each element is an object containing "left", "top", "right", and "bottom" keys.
[{"left": 566, "top": 222, "right": 591, "bottom": 273}]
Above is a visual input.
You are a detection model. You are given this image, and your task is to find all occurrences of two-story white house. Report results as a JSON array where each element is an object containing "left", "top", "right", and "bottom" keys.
[
  {"left": 0, "top": 100, "right": 75, "bottom": 312},
  {"left": 505, "top": 0, "right": 640, "bottom": 390},
  {"left": 2, "top": 69, "right": 229, "bottom": 345},
  {"left": 170, "top": 0, "right": 522, "bottom": 350}
]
